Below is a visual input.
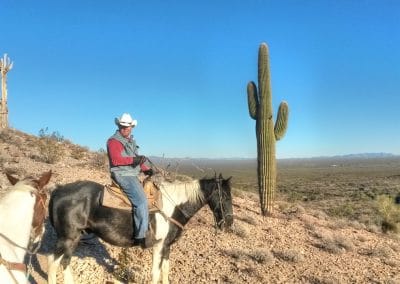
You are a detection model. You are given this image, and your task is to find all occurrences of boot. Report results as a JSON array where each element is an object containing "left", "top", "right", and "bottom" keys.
[{"left": 141, "top": 230, "right": 155, "bottom": 249}]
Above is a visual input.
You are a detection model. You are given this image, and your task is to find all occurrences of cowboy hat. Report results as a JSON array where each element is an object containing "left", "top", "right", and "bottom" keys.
[{"left": 115, "top": 113, "right": 137, "bottom": 127}]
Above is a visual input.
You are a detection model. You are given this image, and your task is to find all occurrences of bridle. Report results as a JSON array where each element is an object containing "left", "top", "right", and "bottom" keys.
[
  {"left": 0, "top": 189, "right": 48, "bottom": 283},
  {"left": 212, "top": 176, "right": 233, "bottom": 230}
]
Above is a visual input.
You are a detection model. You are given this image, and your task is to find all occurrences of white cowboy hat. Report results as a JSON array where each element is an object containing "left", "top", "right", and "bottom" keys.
[{"left": 115, "top": 113, "right": 137, "bottom": 127}]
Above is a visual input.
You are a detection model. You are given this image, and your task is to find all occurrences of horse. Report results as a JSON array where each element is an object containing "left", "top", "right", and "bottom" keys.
[
  {"left": 0, "top": 171, "right": 52, "bottom": 284},
  {"left": 47, "top": 174, "right": 233, "bottom": 284}
]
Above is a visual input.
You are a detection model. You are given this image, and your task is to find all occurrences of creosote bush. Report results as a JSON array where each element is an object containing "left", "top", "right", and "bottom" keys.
[
  {"left": 376, "top": 195, "right": 400, "bottom": 233},
  {"left": 113, "top": 248, "right": 148, "bottom": 282},
  {"left": 70, "top": 145, "right": 89, "bottom": 160},
  {"left": 90, "top": 148, "right": 108, "bottom": 170},
  {"left": 37, "top": 127, "right": 65, "bottom": 164}
]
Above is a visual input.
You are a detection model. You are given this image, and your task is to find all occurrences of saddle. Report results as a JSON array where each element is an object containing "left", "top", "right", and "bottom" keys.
[{"left": 101, "top": 177, "right": 162, "bottom": 213}]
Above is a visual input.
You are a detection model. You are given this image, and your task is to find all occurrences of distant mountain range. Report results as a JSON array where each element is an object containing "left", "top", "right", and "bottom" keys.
[
  {"left": 311, "top": 153, "right": 397, "bottom": 160},
  {"left": 148, "top": 153, "right": 398, "bottom": 162}
]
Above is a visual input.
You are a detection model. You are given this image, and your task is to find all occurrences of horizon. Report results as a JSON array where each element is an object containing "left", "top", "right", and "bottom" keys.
[
  {"left": 1, "top": 1, "right": 399, "bottom": 159},
  {"left": 149, "top": 152, "right": 400, "bottom": 160}
]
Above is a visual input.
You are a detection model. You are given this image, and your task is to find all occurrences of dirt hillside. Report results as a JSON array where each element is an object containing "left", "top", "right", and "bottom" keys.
[{"left": 0, "top": 128, "right": 399, "bottom": 283}]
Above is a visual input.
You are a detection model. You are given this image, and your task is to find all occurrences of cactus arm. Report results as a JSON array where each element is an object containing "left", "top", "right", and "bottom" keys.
[
  {"left": 274, "top": 101, "right": 289, "bottom": 141},
  {"left": 247, "top": 81, "right": 258, "bottom": 120},
  {"left": 258, "top": 44, "right": 274, "bottom": 118}
]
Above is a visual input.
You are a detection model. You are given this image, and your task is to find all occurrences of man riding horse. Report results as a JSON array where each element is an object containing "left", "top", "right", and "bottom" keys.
[{"left": 107, "top": 113, "right": 154, "bottom": 248}]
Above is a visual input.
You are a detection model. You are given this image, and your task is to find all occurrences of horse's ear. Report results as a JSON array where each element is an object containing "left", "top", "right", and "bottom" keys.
[
  {"left": 218, "top": 173, "right": 223, "bottom": 179},
  {"left": 6, "top": 172, "right": 19, "bottom": 185},
  {"left": 37, "top": 170, "right": 52, "bottom": 189},
  {"left": 226, "top": 176, "right": 232, "bottom": 182}
]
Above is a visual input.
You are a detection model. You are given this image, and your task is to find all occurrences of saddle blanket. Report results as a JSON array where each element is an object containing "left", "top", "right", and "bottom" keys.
[{"left": 101, "top": 178, "right": 162, "bottom": 213}]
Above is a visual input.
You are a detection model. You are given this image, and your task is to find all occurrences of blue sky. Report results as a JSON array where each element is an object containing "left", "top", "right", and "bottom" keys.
[{"left": 1, "top": 0, "right": 399, "bottom": 158}]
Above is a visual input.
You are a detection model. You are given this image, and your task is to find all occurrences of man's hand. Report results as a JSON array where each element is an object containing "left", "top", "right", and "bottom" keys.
[
  {"left": 143, "top": 169, "right": 154, "bottom": 176},
  {"left": 132, "top": 155, "right": 146, "bottom": 167}
]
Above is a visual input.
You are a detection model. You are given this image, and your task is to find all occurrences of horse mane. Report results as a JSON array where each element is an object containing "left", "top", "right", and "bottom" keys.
[{"left": 158, "top": 179, "right": 204, "bottom": 204}]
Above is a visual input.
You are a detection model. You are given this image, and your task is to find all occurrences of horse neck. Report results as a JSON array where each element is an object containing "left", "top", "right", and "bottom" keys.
[
  {"left": 160, "top": 180, "right": 205, "bottom": 217},
  {"left": 0, "top": 189, "right": 36, "bottom": 262}
]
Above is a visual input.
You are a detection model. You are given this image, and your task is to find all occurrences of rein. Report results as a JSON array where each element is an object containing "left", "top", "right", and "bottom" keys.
[
  {"left": 152, "top": 203, "right": 185, "bottom": 230},
  {"left": 155, "top": 184, "right": 190, "bottom": 230},
  {"left": 0, "top": 252, "right": 26, "bottom": 284}
]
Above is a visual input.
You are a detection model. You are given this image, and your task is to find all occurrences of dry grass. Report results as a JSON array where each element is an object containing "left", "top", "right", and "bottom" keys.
[
  {"left": 229, "top": 223, "right": 250, "bottom": 238},
  {"left": 223, "top": 248, "right": 274, "bottom": 264},
  {"left": 272, "top": 249, "right": 304, "bottom": 262},
  {"left": 312, "top": 229, "right": 355, "bottom": 254},
  {"left": 247, "top": 248, "right": 274, "bottom": 264},
  {"left": 89, "top": 149, "right": 109, "bottom": 170}
]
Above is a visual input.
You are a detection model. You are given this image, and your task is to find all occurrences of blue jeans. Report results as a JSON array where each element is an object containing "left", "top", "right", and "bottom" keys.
[{"left": 112, "top": 174, "right": 148, "bottom": 239}]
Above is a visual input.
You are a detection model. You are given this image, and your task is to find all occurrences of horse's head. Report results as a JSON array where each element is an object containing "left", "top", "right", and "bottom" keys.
[
  {"left": 6, "top": 170, "right": 52, "bottom": 242},
  {"left": 201, "top": 174, "right": 234, "bottom": 230}
]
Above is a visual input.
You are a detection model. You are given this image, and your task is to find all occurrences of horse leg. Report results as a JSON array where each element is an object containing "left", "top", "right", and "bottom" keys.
[
  {"left": 63, "top": 263, "right": 74, "bottom": 284},
  {"left": 48, "top": 235, "right": 80, "bottom": 284},
  {"left": 151, "top": 239, "right": 172, "bottom": 284},
  {"left": 161, "top": 257, "right": 170, "bottom": 284},
  {"left": 48, "top": 253, "right": 62, "bottom": 284},
  {"left": 151, "top": 240, "right": 164, "bottom": 284}
]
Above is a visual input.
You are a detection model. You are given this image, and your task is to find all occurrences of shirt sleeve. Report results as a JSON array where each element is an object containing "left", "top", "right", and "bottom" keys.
[{"left": 107, "top": 138, "right": 134, "bottom": 167}]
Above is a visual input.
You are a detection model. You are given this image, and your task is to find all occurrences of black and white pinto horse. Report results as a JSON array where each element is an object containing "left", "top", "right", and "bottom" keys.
[
  {"left": 0, "top": 171, "right": 52, "bottom": 284},
  {"left": 47, "top": 174, "right": 233, "bottom": 284}
]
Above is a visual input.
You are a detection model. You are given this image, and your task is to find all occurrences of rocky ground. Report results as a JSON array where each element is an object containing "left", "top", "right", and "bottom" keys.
[{"left": 1, "top": 128, "right": 399, "bottom": 283}]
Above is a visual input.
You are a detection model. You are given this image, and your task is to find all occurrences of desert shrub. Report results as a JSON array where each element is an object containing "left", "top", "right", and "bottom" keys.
[
  {"left": 327, "top": 203, "right": 355, "bottom": 219},
  {"left": 281, "top": 204, "right": 306, "bottom": 216},
  {"left": 333, "top": 219, "right": 349, "bottom": 229},
  {"left": 301, "top": 216, "right": 317, "bottom": 231},
  {"left": 359, "top": 244, "right": 392, "bottom": 259},
  {"left": 272, "top": 249, "right": 304, "bottom": 262},
  {"left": 39, "top": 127, "right": 66, "bottom": 142},
  {"left": 70, "top": 145, "right": 89, "bottom": 160},
  {"left": 37, "top": 138, "right": 64, "bottom": 164},
  {"left": 36, "top": 128, "right": 65, "bottom": 164},
  {"left": 305, "top": 275, "right": 341, "bottom": 284},
  {"left": 366, "top": 224, "right": 382, "bottom": 234},
  {"left": 223, "top": 248, "right": 274, "bottom": 264},
  {"left": 310, "top": 209, "right": 329, "bottom": 220},
  {"left": 237, "top": 215, "right": 258, "bottom": 226},
  {"left": 0, "top": 129, "right": 13, "bottom": 143},
  {"left": 232, "top": 187, "right": 246, "bottom": 198},
  {"left": 89, "top": 149, "right": 108, "bottom": 170},
  {"left": 223, "top": 248, "right": 247, "bottom": 260},
  {"left": 375, "top": 195, "right": 400, "bottom": 233},
  {"left": 248, "top": 248, "right": 274, "bottom": 264},
  {"left": 334, "top": 234, "right": 354, "bottom": 251},
  {"left": 229, "top": 223, "right": 249, "bottom": 238},
  {"left": 113, "top": 248, "right": 149, "bottom": 282},
  {"left": 313, "top": 231, "right": 354, "bottom": 254},
  {"left": 284, "top": 190, "right": 305, "bottom": 203}
]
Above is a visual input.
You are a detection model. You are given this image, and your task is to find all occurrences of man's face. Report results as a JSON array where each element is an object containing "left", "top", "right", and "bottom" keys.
[{"left": 119, "top": 125, "right": 132, "bottom": 138}]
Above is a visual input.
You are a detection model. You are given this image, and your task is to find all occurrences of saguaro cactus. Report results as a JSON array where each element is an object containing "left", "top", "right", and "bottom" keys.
[
  {"left": 0, "top": 54, "right": 13, "bottom": 129},
  {"left": 247, "top": 43, "right": 289, "bottom": 216}
]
